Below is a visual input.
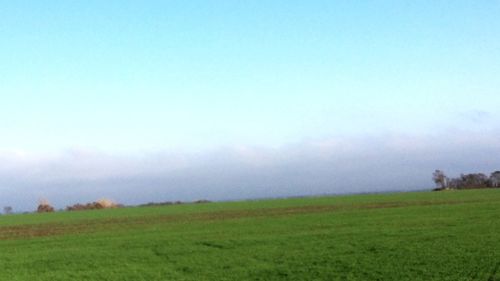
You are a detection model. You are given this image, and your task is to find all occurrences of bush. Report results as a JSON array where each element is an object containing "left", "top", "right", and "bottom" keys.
[
  {"left": 37, "top": 199, "right": 55, "bottom": 213},
  {"left": 66, "top": 198, "right": 120, "bottom": 211},
  {"left": 95, "top": 198, "right": 119, "bottom": 209}
]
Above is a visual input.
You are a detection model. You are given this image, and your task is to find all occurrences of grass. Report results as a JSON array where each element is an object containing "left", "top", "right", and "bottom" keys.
[{"left": 1, "top": 189, "right": 500, "bottom": 280}]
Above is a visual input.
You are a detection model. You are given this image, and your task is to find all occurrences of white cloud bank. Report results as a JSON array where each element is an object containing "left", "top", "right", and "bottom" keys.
[{"left": 1, "top": 130, "right": 500, "bottom": 211}]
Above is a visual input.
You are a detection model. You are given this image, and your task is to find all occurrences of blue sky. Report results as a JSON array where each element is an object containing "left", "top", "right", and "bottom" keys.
[{"left": 1, "top": 1, "right": 500, "bottom": 210}]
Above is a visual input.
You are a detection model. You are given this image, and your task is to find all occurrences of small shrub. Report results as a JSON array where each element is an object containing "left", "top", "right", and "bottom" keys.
[
  {"left": 95, "top": 198, "right": 118, "bottom": 209},
  {"left": 66, "top": 198, "right": 120, "bottom": 211},
  {"left": 37, "top": 199, "right": 55, "bottom": 213}
]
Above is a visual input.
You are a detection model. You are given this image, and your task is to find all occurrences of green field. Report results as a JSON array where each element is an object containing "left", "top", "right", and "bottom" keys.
[{"left": 1, "top": 189, "right": 500, "bottom": 281}]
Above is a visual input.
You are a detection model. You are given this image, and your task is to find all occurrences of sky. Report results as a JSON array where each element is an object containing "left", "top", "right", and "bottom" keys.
[{"left": 1, "top": 1, "right": 500, "bottom": 211}]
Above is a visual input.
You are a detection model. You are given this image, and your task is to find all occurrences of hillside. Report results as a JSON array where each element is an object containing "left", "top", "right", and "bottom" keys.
[{"left": 1, "top": 189, "right": 500, "bottom": 280}]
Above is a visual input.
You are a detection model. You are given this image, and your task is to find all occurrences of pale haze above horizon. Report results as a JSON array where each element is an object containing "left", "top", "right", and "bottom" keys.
[{"left": 1, "top": 1, "right": 500, "bottom": 211}]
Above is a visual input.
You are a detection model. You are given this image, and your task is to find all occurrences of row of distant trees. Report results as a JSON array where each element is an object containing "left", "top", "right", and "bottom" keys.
[
  {"left": 2, "top": 198, "right": 211, "bottom": 215},
  {"left": 1, "top": 199, "right": 120, "bottom": 215},
  {"left": 433, "top": 170, "right": 500, "bottom": 190}
]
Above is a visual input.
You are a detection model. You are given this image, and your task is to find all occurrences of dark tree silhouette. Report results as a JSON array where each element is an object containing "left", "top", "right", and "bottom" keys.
[
  {"left": 433, "top": 170, "right": 500, "bottom": 190},
  {"left": 490, "top": 171, "right": 500, "bottom": 187},
  {"left": 3, "top": 206, "right": 13, "bottom": 215},
  {"left": 432, "top": 170, "right": 448, "bottom": 189}
]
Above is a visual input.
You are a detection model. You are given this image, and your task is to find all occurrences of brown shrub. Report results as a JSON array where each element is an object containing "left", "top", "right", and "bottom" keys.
[
  {"left": 66, "top": 198, "right": 120, "bottom": 211},
  {"left": 37, "top": 200, "right": 55, "bottom": 213},
  {"left": 37, "top": 204, "right": 54, "bottom": 213},
  {"left": 95, "top": 198, "right": 118, "bottom": 209}
]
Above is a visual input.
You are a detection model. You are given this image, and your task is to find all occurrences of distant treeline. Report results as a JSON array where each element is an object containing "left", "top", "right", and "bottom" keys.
[
  {"left": 2, "top": 199, "right": 212, "bottom": 215},
  {"left": 139, "top": 199, "right": 211, "bottom": 207},
  {"left": 433, "top": 170, "right": 500, "bottom": 190}
]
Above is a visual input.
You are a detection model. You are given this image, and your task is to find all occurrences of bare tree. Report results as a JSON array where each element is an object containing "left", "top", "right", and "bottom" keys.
[
  {"left": 3, "top": 206, "right": 13, "bottom": 215},
  {"left": 490, "top": 171, "right": 500, "bottom": 187},
  {"left": 459, "top": 173, "right": 488, "bottom": 188},
  {"left": 438, "top": 170, "right": 500, "bottom": 190},
  {"left": 432, "top": 170, "right": 448, "bottom": 189}
]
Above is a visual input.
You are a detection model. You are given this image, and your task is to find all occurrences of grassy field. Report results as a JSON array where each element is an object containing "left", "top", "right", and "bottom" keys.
[{"left": 1, "top": 189, "right": 500, "bottom": 280}]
